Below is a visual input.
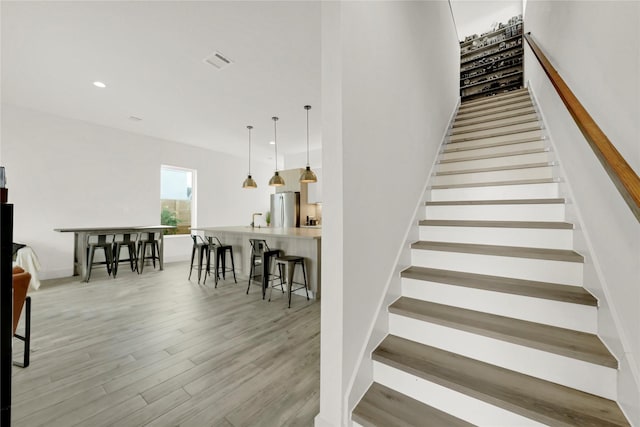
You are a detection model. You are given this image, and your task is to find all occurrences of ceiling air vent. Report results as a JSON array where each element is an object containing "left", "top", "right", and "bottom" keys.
[{"left": 203, "top": 51, "right": 233, "bottom": 70}]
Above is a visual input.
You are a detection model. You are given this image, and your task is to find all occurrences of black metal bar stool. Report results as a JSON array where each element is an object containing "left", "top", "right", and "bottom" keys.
[
  {"left": 137, "top": 231, "right": 162, "bottom": 274},
  {"left": 189, "top": 235, "right": 210, "bottom": 284},
  {"left": 246, "top": 239, "right": 282, "bottom": 299},
  {"left": 112, "top": 233, "right": 138, "bottom": 278},
  {"left": 271, "top": 255, "right": 309, "bottom": 308},
  {"left": 204, "top": 236, "right": 237, "bottom": 287},
  {"left": 86, "top": 234, "right": 114, "bottom": 282}
]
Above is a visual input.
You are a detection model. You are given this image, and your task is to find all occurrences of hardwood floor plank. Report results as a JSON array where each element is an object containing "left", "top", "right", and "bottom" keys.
[
  {"left": 111, "top": 388, "right": 191, "bottom": 427},
  {"left": 72, "top": 394, "right": 148, "bottom": 427},
  {"left": 11, "top": 262, "right": 320, "bottom": 426},
  {"left": 12, "top": 385, "right": 107, "bottom": 427}
]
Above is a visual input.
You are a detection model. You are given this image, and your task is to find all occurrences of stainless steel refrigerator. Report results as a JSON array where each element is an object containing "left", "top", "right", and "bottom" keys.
[{"left": 270, "top": 192, "right": 300, "bottom": 228}]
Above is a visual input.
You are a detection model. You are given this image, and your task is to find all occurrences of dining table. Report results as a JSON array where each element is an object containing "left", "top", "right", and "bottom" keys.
[{"left": 54, "top": 225, "right": 175, "bottom": 282}]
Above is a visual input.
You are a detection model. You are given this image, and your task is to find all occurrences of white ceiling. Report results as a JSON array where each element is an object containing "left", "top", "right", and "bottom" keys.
[
  {"left": 450, "top": 0, "right": 523, "bottom": 41},
  {"left": 1, "top": 1, "right": 321, "bottom": 161}
]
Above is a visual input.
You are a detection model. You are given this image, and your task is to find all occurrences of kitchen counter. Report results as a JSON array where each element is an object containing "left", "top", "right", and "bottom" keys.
[
  {"left": 193, "top": 226, "right": 321, "bottom": 240},
  {"left": 191, "top": 226, "right": 322, "bottom": 299}
]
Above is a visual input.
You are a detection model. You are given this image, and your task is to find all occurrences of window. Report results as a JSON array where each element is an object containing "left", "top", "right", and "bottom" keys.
[{"left": 160, "top": 165, "right": 194, "bottom": 235}]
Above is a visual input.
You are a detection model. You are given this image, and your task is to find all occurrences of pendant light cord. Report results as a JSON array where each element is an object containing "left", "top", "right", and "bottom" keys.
[
  {"left": 306, "top": 108, "right": 310, "bottom": 166},
  {"left": 304, "top": 105, "right": 312, "bottom": 167},
  {"left": 272, "top": 117, "right": 279, "bottom": 171},
  {"left": 247, "top": 125, "right": 252, "bottom": 175}
]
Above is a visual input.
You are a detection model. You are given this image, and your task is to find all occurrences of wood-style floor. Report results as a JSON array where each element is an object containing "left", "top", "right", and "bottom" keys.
[{"left": 11, "top": 261, "right": 320, "bottom": 426}]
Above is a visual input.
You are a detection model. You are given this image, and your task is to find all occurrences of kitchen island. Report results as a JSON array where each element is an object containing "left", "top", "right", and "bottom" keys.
[{"left": 191, "top": 226, "right": 322, "bottom": 299}]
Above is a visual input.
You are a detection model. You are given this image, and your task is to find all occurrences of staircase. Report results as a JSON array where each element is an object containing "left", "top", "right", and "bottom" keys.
[{"left": 351, "top": 88, "right": 631, "bottom": 426}]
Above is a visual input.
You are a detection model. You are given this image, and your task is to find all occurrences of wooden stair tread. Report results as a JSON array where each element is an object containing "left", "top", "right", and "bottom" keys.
[
  {"left": 352, "top": 382, "right": 474, "bottom": 427},
  {"left": 425, "top": 198, "right": 565, "bottom": 206},
  {"left": 460, "top": 88, "right": 529, "bottom": 107},
  {"left": 431, "top": 177, "right": 556, "bottom": 190},
  {"left": 400, "top": 266, "right": 596, "bottom": 306},
  {"left": 458, "top": 94, "right": 532, "bottom": 114},
  {"left": 373, "top": 335, "right": 630, "bottom": 426},
  {"left": 390, "top": 297, "right": 615, "bottom": 367},
  {"left": 440, "top": 148, "right": 547, "bottom": 165},
  {"left": 453, "top": 107, "right": 536, "bottom": 128},
  {"left": 419, "top": 219, "right": 573, "bottom": 229},
  {"left": 443, "top": 137, "right": 544, "bottom": 153},
  {"left": 455, "top": 102, "right": 534, "bottom": 121},
  {"left": 450, "top": 125, "right": 542, "bottom": 143},
  {"left": 411, "top": 240, "right": 584, "bottom": 263},
  {"left": 436, "top": 162, "right": 551, "bottom": 176},
  {"left": 458, "top": 100, "right": 533, "bottom": 117},
  {"left": 451, "top": 117, "right": 539, "bottom": 136}
]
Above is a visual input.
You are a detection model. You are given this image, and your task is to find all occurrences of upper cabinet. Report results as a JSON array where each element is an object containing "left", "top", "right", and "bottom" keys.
[
  {"left": 275, "top": 167, "right": 321, "bottom": 204},
  {"left": 307, "top": 168, "right": 322, "bottom": 204},
  {"left": 275, "top": 168, "right": 304, "bottom": 193},
  {"left": 459, "top": 15, "right": 523, "bottom": 102}
]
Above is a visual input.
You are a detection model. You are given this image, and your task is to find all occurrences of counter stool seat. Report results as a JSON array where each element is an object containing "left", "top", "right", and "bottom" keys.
[
  {"left": 137, "top": 232, "right": 162, "bottom": 274},
  {"left": 112, "top": 233, "right": 138, "bottom": 278},
  {"left": 204, "top": 236, "right": 237, "bottom": 287},
  {"left": 246, "top": 239, "right": 282, "bottom": 299},
  {"left": 86, "top": 234, "right": 114, "bottom": 282},
  {"left": 271, "top": 255, "right": 309, "bottom": 308},
  {"left": 189, "top": 235, "right": 210, "bottom": 284}
]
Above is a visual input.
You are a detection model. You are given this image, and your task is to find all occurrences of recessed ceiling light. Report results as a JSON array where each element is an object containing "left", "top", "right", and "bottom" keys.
[
  {"left": 269, "top": 141, "right": 275, "bottom": 145},
  {"left": 93, "top": 81, "right": 106, "bottom": 88}
]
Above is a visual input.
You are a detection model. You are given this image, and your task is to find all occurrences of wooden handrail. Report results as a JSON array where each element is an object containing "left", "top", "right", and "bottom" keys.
[{"left": 524, "top": 32, "right": 640, "bottom": 222}]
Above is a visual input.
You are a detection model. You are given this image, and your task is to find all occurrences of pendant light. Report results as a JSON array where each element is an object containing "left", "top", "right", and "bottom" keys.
[
  {"left": 242, "top": 125, "right": 257, "bottom": 189},
  {"left": 299, "top": 105, "right": 317, "bottom": 183},
  {"left": 268, "top": 116, "right": 285, "bottom": 186}
]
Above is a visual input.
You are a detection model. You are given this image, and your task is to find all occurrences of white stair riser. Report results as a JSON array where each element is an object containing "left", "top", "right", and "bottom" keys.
[
  {"left": 388, "top": 315, "right": 617, "bottom": 400},
  {"left": 401, "top": 278, "right": 597, "bottom": 333},
  {"left": 455, "top": 106, "right": 535, "bottom": 126},
  {"left": 450, "top": 123, "right": 541, "bottom": 142},
  {"left": 430, "top": 182, "right": 559, "bottom": 202},
  {"left": 424, "top": 203, "right": 566, "bottom": 222},
  {"left": 441, "top": 141, "right": 546, "bottom": 161},
  {"left": 446, "top": 137, "right": 545, "bottom": 153},
  {"left": 459, "top": 90, "right": 529, "bottom": 108},
  {"left": 452, "top": 113, "right": 539, "bottom": 134},
  {"left": 437, "top": 152, "right": 550, "bottom": 173},
  {"left": 419, "top": 225, "right": 573, "bottom": 250},
  {"left": 373, "top": 361, "right": 546, "bottom": 426},
  {"left": 456, "top": 101, "right": 534, "bottom": 119},
  {"left": 447, "top": 129, "right": 544, "bottom": 148},
  {"left": 433, "top": 166, "right": 553, "bottom": 186},
  {"left": 411, "top": 249, "right": 582, "bottom": 285}
]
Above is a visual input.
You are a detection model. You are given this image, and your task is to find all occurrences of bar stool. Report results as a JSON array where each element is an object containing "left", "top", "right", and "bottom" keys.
[
  {"left": 189, "top": 235, "right": 210, "bottom": 284},
  {"left": 204, "top": 236, "right": 237, "bottom": 287},
  {"left": 246, "top": 239, "right": 281, "bottom": 299},
  {"left": 271, "top": 255, "right": 309, "bottom": 308},
  {"left": 86, "top": 234, "right": 114, "bottom": 282},
  {"left": 137, "top": 231, "right": 162, "bottom": 274},
  {"left": 112, "top": 233, "right": 138, "bottom": 278}
]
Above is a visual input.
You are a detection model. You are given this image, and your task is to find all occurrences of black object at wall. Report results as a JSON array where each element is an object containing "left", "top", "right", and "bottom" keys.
[{"left": 0, "top": 202, "right": 13, "bottom": 424}]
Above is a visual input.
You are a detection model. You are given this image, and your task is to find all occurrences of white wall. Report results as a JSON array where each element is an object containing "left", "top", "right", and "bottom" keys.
[
  {"left": 1, "top": 104, "right": 274, "bottom": 279},
  {"left": 317, "top": 1, "right": 459, "bottom": 425},
  {"left": 284, "top": 148, "right": 322, "bottom": 169},
  {"left": 524, "top": 1, "right": 640, "bottom": 423}
]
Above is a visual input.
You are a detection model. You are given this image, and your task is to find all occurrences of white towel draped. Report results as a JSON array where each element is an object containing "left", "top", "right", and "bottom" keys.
[{"left": 14, "top": 246, "right": 41, "bottom": 290}]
